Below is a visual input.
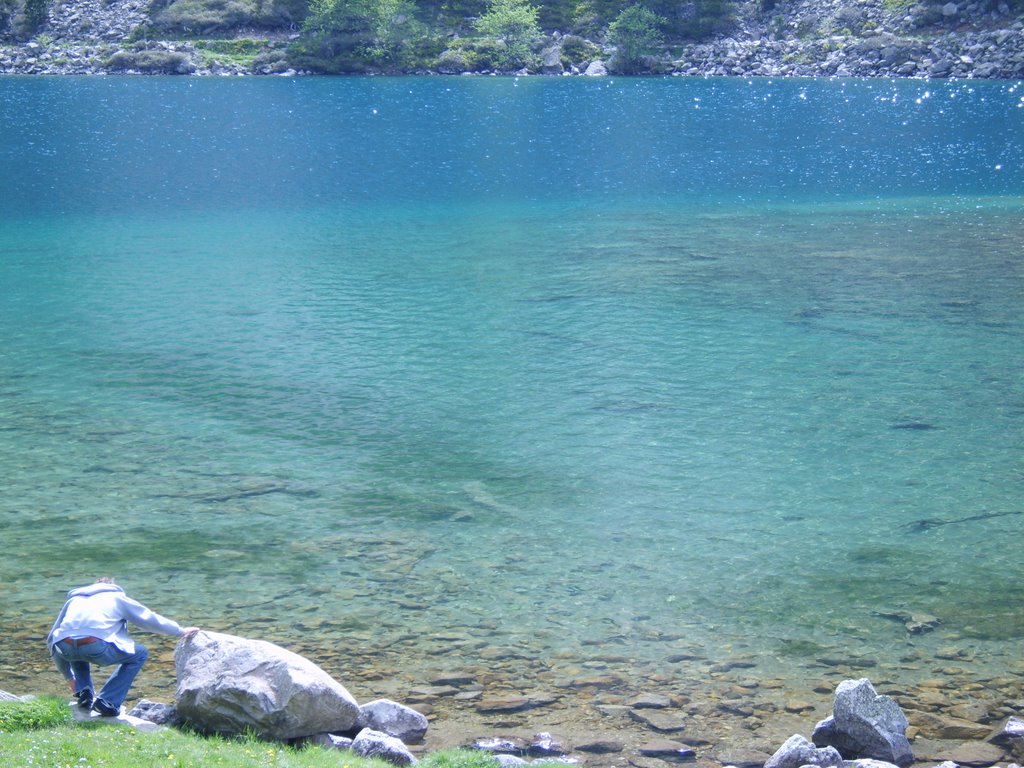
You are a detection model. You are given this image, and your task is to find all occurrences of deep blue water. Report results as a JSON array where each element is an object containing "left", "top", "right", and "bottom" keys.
[{"left": 1, "top": 76, "right": 1023, "bottom": 736}]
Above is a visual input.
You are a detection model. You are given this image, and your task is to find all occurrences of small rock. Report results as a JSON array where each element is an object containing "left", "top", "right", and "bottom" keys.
[
  {"left": 469, "top": 737, "right": 527, "bottom": 755},
  {"left": 577, "top": 740, "right": 625, "bottom": 754},
  {"left": 352, "top": 728, "right": 416, "bottom": 766},
  {"left": 630, "top": 693, "right": 673, "bottom": 709},
  {"left": 765, "top": 734, "right": 843, "bottom": 768},
  {"left": 358, "top": 699, "right": 428, "bottom": 744},
  {"left": 638, "top": 740, "right": 697, "bottom": 762},
  {"left": 495, "top": 757, "right": 527, "bottom": 768},
  {"left": 934, "top": 741, "right": 1007, "bottom": 766},
  {"left": 529, "top": 732, "right": 569, "bottom": 756},
  {"left": 631, "top": 709, "right": 688, "bottom": 733},
  {"left": 308, "top": 733, "right": 354, "bottom": 749},
  {"left": 126, "top": 699, "right": 180, "bottom": 726}
]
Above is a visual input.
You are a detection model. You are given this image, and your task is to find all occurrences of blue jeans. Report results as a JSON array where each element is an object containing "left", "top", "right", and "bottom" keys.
[{"left": 53, "top": 639, "right": 149, "bottom": 709}]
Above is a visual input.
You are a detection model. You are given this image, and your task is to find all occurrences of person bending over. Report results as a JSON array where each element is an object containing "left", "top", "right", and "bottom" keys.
[{"left": 47, "top": 577, "right": 199, "bottom": 716}]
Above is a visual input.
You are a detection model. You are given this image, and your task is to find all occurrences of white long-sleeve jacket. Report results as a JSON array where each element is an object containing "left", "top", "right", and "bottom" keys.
[{"left": 47, "top": 582, "right": 185, "bottom": 680}]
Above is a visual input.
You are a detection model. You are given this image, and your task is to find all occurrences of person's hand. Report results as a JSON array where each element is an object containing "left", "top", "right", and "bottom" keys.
[
  {"left": 181, "top": 627, "right": 201, "bottom": 639},
  {"left": 68, "top": 679, "right": 76, "bottom": 693}
]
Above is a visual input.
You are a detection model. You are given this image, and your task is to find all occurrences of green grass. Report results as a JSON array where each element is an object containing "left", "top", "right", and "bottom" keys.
[
  {"left": 0, "top": 696, "right": 72, "bottom": 731},
  {"left": 0, "top": 702, "right": 504, "bottom": 768}
]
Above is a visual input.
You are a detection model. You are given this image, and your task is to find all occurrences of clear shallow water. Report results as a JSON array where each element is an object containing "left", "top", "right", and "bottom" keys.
[{"left": 1, "top": 76, "right": 1023, "bottom": 750}]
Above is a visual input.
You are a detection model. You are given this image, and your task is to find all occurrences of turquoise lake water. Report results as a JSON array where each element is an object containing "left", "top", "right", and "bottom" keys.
[{"left": 1, "top": 76, "right": 1023, "bottom": 747}]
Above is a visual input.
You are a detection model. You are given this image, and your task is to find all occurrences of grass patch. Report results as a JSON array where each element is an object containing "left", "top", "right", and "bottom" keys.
[
  {"left": 0, "top": 721, "right": 508, "bottom": 768},
  {"left": 0, "top": 724, "right": 431, "bottom": 767},
  {"left": 0, "top": 696, "right": 72, "bottom": 732},
  {"left": 194, "top": 37, "right": 268, "bottom": 68}
]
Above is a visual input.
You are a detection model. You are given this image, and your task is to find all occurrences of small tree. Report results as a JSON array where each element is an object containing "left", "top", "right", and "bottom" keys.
[
  {"left": 22, "top": 0, "right": 49, "bottom": 35},
  {"left": 607, "top": 4, "right": 664, "bottom": 73},
  {"left": 475, "top": 0, "right": 541, "bottom": 69},
  {"left": 299, "top": 0, "right": 419, "bottom": 70}
]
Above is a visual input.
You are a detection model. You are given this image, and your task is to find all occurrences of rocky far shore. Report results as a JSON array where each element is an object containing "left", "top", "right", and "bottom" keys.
[
  {"left": 1, "top": 0, "right": 1023, "bottom": 76},
  {"left": 3, "top": 631, "right": 1024, "bottom": 768}
]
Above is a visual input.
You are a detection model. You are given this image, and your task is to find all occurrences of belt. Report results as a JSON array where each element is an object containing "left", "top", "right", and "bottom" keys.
[{"left": 62, "top": 636, "right": 101, "bottom": 645}]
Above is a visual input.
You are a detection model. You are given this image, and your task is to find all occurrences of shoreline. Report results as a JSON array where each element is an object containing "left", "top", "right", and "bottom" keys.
[
  {"left": 7, "top": 627, "right": 1024, "bottom": 768},
  {"left": 4, "top": 670, "right": 1022, "bottom": 768},
  {"left": 2, "top": 29, "right": 1024, "bottom": 79}
]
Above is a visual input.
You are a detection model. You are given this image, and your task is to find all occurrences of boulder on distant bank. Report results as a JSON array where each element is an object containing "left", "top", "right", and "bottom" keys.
[
  {"left": 357, "top": 699, "right": 428, "bottom": 743},
  {"left": 174, "top": 630, "right": 360, "bottom": 740},
  {"left": 812, "top": 678, "right": 913, "bottom": 767},
  {"left": 764, "top": 734, "right": 843, "bottom": 768},
  {"left": 584, "top": 60, "right": 607, "bottom": 76},
  {"left": 353, "top": 727, "right": 417, "bottom": 765},
  {"left": 540, "top": 47, "right": 564, "bottom": 74}
]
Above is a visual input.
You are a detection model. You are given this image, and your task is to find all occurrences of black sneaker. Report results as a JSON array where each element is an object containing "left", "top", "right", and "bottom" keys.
[
  {"left": 75, "top": 689, "right": 94, "bottom": 710},
  {"left": 92, "top": 698, "right": 119, "bottom": 717}
]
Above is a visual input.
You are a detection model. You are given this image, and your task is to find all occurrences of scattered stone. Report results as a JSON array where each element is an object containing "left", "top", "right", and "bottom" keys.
[
  {"left": 308, "top": 733, "right": 355, "bottom": 749},
  {"left": 353, "top": 727, "right": 417, "bottom": 766},
  {"left": 175, "top": 630, "right": 360, "bottom": 740},
  {"left": 990, "top": 716, "right": 1024, "bottom": 759},
  {"left": 631, "top": 708, "right": 687, "bottom": 733},
  {"left": 408, "top": 686, "right": 461, "bottom": 699},
  {"left": 630, "top": 693, "right": 673, "bottom": 709},
  {"left": 764, "top": 734, "right": 843, "bottom": 768},
  {"left": 430, "top": 673, "right": 477, "bottom": 687},
  {"left": 495, "top": 756, "right": 527, "bottom": 768},
  {"left": 469, "top": 737, "right": 527, "bottom": 755},
  {"left": 812, "top": 678, "right": 913, "bottom": 767},
  {"left": 910, "top": 711, "right": 991, "bottom": 740},
  {"left": 477, "top": 694, "right": 557, "bottom": 713},
  {"left": 0, "top": 690, "right": 23, "bottom": 701},
  {"left": 577, "top": 740, "right": 625, "bottom": 754},
  {"left": 933, "top": 741, "right": 1007, "bottom": 766},
  {"left": 711, "top": 748, "right": 773, "bottom": 768},
  {"left": 638, "top": 739, "right": 697, "bottom": 762},
  {"left": 127, "top": 699, "right": 180, "bottom": 726},
  {"left": 358, "top": 699, "right": 429, "bottom": 744},
  {"left": 528, "top": 732, "right": 569, "bottom": 756},
  {"left": 71, "top": 702, "right": 162, "bottom": 733},
  {"left": 784, "top": 699, "right": 816, "bottom": 713}
]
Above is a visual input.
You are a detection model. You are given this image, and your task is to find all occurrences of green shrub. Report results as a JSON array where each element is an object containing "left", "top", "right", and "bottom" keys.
[
  {"left": 607, "top": 4, "right": 663, "bottom": 73},
  {"left": 434, "top": 46, "right": 472, "bottom": 72},
  {"left": 474, "top": 0, "right": 540, "bottom": 69},
  {"left": 106, "top": 48, "right": 197, "bottom": 72},
  {"left": 0, "top": 696, "right": 72, "bottom": 732},
  {"left": 20, "top": 0, "right": 48, "bottom": 34},
  {"left": 153, "top": 0, "right": 304, "bottom": 33},
  {"left": 295, "top": 0, "right": 422, "bottom": 71}
]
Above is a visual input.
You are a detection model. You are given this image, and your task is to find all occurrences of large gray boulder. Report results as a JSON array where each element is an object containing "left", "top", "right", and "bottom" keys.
[
  {"left": 357, "top": 699, "right": 428, "bottom": 743},
  {"left": 765, "top": 734, "right": 843, "bottom": 768},
  {"left": 812, "top": 678, "right": 913, "bottom": 767},
  {"left": 175, "top": 631, "right": 360, "bottom": 740}
]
